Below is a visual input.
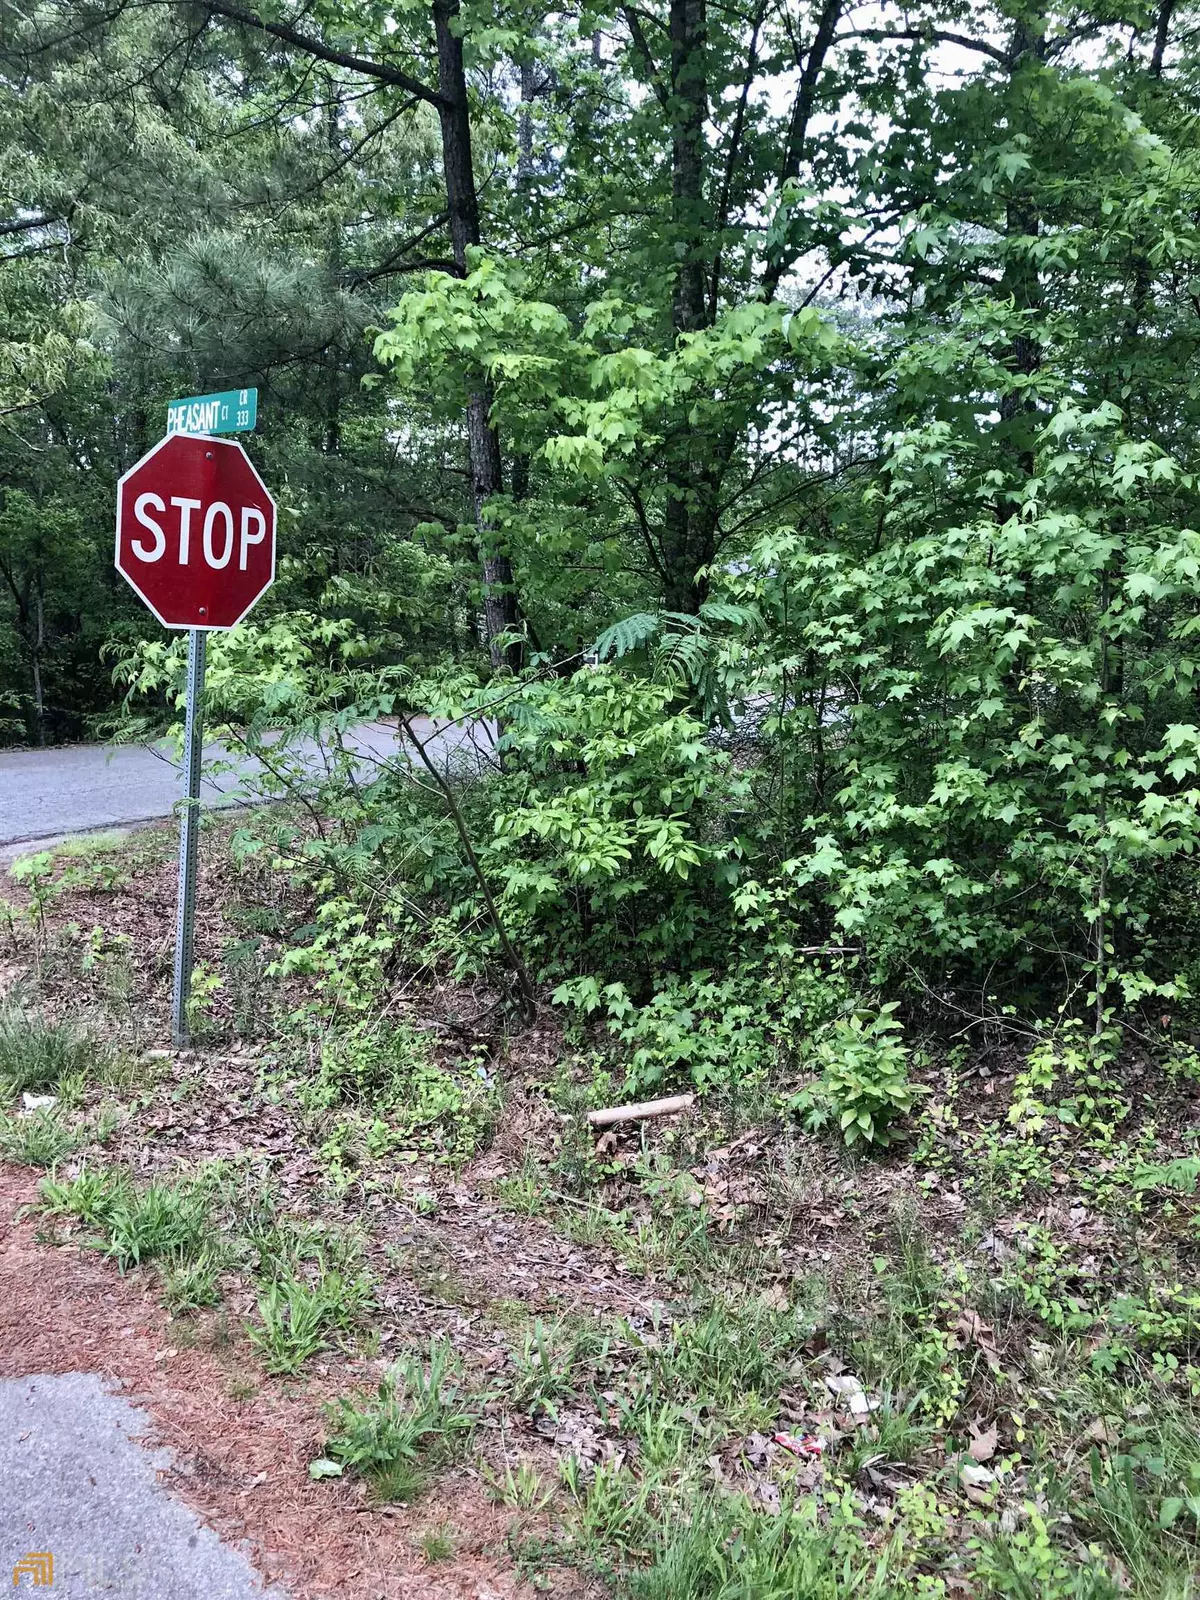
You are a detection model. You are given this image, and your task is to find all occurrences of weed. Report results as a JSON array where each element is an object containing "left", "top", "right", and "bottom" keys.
[
  {"left": 321, "top": 1338, "right": 480, "bottom": 1501},
  {"left": 9, "top": 852, "right": 57, "bottom": 942},
  {"left": 248, "top": 1264, "right": 373, "bottom": 1374},
  {"left": 0, "top": 1105, "right": 89, "bottom": 1167},
  {"left": 300, "top": 1023, "right": 495, "bottom": 1164},
  {"left": 162, "top": 1248, "right": 225, "bottom": 1314},
  {"left": 100, "top": 1180, "right": 210, "bottom": 1272},
  {"left": 486, "top": 1458, "right": 552, "bottom": 1510},
  {"left": 39, "top": 1166, "right": 123, "bottom": 1226},
  {"left": 420, "top": 1527, "right": 454, "bottom": 1563},
  {"left": 78, "top": 925, "right": 136, "bottom": 1007},
  {"left": 971, "top": 1507, "right": 1119, "bottom": 1599},
  {"left": 0, "top": 1002, "right": 104, "bottom": 1097},
  {"left": 510, "top": 1317, "right": 608, "bottom": 1420},
  {"left": 791, "top": 1005, "right": 922, "bottom": 1148},
  {"left": 222, "top": 936, "right": 270, "bottom": 1039}
]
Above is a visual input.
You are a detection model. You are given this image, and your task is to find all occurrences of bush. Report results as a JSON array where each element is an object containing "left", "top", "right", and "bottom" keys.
[{"left": 792, "top": 1005, "right": 920, "bottom": 1148}]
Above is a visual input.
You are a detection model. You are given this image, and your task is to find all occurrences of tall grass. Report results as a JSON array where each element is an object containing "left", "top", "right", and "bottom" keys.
[{"left": 0, "top": 1002, "right": 101, "bottom": 1097}]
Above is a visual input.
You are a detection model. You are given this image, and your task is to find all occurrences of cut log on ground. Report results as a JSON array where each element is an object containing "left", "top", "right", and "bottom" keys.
[{"left": 587, "top": 1093, "right": 695, "bottom": 1128}]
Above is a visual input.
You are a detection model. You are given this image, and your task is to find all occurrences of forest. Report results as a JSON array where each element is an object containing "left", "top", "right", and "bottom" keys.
[{"left": 4, "top": 0, "right": 1200, "bottom": 1596}]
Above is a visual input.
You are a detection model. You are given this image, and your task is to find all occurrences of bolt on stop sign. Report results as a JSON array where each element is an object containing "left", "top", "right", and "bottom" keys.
[{"left": 115, "top": 433, "right": 276, "bottom": 629}]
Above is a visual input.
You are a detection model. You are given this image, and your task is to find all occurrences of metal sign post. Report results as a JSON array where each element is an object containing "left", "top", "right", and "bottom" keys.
[
  {"left": 115, "top": 387, "right": 274, "bottom": 1051},
  {"left": 172, "top": 629, "right": 207, "bottom": 1046}
]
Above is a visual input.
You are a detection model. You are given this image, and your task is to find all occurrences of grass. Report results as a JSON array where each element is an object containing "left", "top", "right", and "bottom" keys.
[
  {"left": 162, "top": 1248, "right": 226, "bottom": 1314},
  {"left": 321, "top": 1338, "right": 480, "bottom": 1502},
  {"left": 247, "top": 1265, "right": 374, "bottom": 1374},
  {"left": 624, "top": 1490, "right": 939, "bottom": 1600},
  {"left": 510, "top": 1316, "right": 611, "bottom": 1419},
  {"left": 420, "top": 1527, "right": 455, "bottom": 1563},
  {"left": 8, "top": 830, "right": 1200, "bottom": 1597},
  {"left": 486, "top": 1458, "right": 552, "bottom": 1510},
  {"left": 0, "top": 1105, "right": 94, "bottom": 1167},
  {"left": 0, "top": 1001, "right": 103, "bottom": 1097},
  {"left": 238, "top": 1199, "right": 376, "bottom": 1372},
  {"left": 38, "top": 1167, "right": 211, "bottom": 1271}
]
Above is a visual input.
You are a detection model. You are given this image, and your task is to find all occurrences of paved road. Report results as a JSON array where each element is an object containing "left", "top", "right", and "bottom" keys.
[
  {"left": 2, "top": 1374, "right": 284, "bottom": 1598},
  {"left": 0, "top": 719, "right": 498, "bottom": 859}
]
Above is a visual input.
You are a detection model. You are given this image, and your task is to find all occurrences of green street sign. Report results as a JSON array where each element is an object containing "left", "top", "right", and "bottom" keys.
[{"left": 166, "top": 387, "right": 257, "bottom": 437}]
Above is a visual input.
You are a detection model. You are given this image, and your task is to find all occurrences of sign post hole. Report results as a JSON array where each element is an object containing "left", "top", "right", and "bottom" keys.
[
  {"left": 115, "top": 417, "right": 275, "bottom": 1047},
  {"left": 172, "top": 630, "right": 207, "bottom": 1045}
]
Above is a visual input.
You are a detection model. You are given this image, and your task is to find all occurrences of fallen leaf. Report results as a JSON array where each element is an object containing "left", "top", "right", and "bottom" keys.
[
  {"left": 1083, "top": 1418, "right": 1120, "bottom": 1446},
  {"left": 968, "top": 1421, "right": 998, "bottom": 1463}
]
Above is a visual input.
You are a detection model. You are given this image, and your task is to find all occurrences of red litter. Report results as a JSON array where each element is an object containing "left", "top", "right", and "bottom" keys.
[{"left": 774, "top": 1431, "right": 825, "bottom": 1458}]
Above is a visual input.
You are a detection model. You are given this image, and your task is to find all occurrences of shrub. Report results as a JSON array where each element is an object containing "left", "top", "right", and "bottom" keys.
[{"left": 793, "top": 1004, "right": 920, "bottom": 1148}]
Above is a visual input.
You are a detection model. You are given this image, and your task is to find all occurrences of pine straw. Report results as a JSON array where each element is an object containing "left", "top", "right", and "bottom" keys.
[{"left": 0, "top": 1165, "right": 573, "bottom": 1600}]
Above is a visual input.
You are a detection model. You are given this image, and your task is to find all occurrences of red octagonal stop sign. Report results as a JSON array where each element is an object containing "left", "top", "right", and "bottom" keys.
[{"left": 115, "top": 433, "right": 276, "bottom": 629}]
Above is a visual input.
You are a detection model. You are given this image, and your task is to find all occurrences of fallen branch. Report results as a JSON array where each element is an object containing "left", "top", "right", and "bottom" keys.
[{"left": 587, "top": 1093, "right": 695, "bottom": 1128}]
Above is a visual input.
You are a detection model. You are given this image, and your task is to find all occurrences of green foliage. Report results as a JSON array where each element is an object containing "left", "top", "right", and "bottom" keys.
[
  {"left": 0, "top": 1104, "right": 93, "bottom": 1167},
  {"left": 320, "top": 1339, "right": 480, "bottom": 1501},
  {"left": 38, "top": 1167, "right": 210, "bottom": 1273},
  {"left": 971, "top": 1509, "right": 1118, "bottom": 1599},
  {"left": 0, "top": 1002, "right": 100, "bottom": 1097},
  {"left": 299, "top": 1022, "right": 495, "bottom": 1166},
  {"left": 793, "top": 1007, "right": 921, "bottom": 1149},
  {"left": 161, "top": 1250, "right": 225, "bottom": 1315},
  {"left": 248, "top": 1267, "right": 373, "bottom": 1374},
  {"left": 629, "top": 1492, "right": 924, "bottom": 1600},
  {"left": 98, "top": 1181, "right": 211, "bottom": 1274}
]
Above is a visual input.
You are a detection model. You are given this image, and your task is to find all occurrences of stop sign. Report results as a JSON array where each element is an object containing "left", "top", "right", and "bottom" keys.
[{"left": 115, "top": 433, "right": 276, "bottom": 629}]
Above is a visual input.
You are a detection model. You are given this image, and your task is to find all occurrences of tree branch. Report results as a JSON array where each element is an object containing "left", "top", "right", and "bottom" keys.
[
  {"left": 837, "top": 26, "right": 1009, "bottom": 65},
  {"left": 621, "top": 5, "right": 672, "bottom": 113},
  {"left": 343, "top": 211, "right": 451, "bottom": 283},
  {"left": 0, "top": 213, "right": 58, "bottom": 239},
  {"left": 708, "top": 0, "right": 765, "bottom": 321},
  {"left": 762, "top": 0, "right": 844, "bottom": 301},
  {"left": 392, "top": 706, "right": 537, "bottom": 1016},
  {"left": 197, "top": 0, "right": 450, "bottom": 108}
]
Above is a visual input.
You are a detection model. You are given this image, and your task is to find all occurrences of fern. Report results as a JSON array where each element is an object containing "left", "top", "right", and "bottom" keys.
[
  {"left": 593, "top": 612, "right": 664, "bottom": 660},
  {"left": 698, "top": 599, "right": 761, "bottom": 631},
  {"left": 1132, "top": 1156, "right": 1200, "bottom": 1194}
]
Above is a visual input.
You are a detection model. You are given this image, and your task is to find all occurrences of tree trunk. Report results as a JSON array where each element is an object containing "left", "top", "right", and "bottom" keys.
[
  {"left": 997, "top": 15, "right": 1047, "bottom": 482},
  {"left": 661, "top": 0, "right": 711, "bottom": 616},
  {"left": 32, "top": 580, "right": 45, "bottom": 747},
  {"left": 325, "top": 80, "right": 342, "bottom": 459},
  {"left": 669, "top": 0, "right": 709, "bottom": 339},
  {"left": 510, "top": 56, "right": 537, "bottom": 507},
  {"left": 432, "top": 0, "right": 522, "bottom": 670}
]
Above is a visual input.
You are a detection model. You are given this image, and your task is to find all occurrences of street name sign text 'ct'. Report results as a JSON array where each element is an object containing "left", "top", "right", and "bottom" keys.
[
  {"left": 115, "top": 433, "right": 276, "bottom": 629},
  {"left": 167, "top": 386, "right": 258, "bottom": 437}
]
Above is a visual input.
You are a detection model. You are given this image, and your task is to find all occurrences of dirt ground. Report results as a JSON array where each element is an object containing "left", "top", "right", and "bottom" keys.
[{"left": 0, "top": 1163, "right": 588, "bottom": 1600}]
